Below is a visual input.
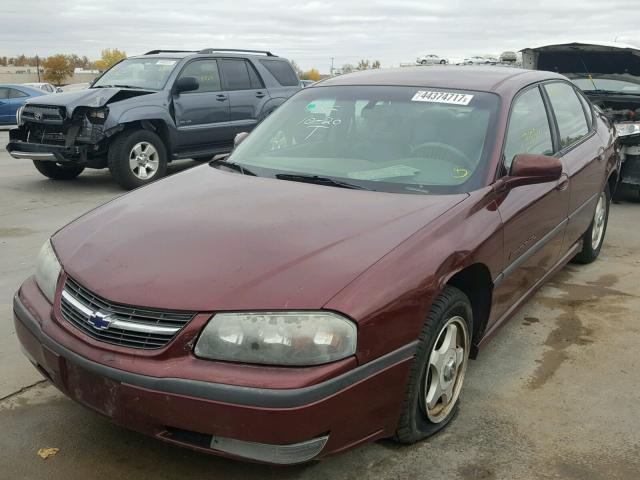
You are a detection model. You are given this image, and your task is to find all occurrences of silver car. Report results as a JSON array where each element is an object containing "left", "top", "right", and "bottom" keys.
[
  {"left": 416, "top": 54, "right": 448, "bottom": 65},
  {"left": 464, "top": 56, "right": 495, "bottom": 65}
]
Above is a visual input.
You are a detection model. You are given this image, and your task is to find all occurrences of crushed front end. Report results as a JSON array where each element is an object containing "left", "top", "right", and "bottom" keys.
[{"left": 7, "top": 104, "right": 111, "bottom": 167}]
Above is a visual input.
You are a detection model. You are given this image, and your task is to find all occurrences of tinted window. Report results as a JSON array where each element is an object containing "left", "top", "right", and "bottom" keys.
[
  {"left": 9, "top": 88, "right": 28, "bottom": 98},
  {"left": 544, "top": 82, "right": 589, "bottom": 148},
  {"left": 178, "top": 59, "right": 221, "bottom": 93},
  {"left": 221, "top": 59, "right": 252, "bottom": 90},
  {"left": 260, "top": 59, "right": 300, "bottom": 86},
  {"left": 0, "top": 88, "right": 9, "bottom": 99},
  {"left": 503, "top": 87, "right": 553, "bottom": 169},
  {"left": 229, "top": 86, "right": 499, "bottom": 194},
  {"left": 247, "top": 63, "right": 263, "bottom": 89}
]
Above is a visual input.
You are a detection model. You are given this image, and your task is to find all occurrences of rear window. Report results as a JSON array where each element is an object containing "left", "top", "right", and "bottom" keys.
[
  {"left": 260, "top": 59, "right": 300, "bottom": 86},
  {"left": 544, "top": 82, "right": 589, "bottom": 149}
]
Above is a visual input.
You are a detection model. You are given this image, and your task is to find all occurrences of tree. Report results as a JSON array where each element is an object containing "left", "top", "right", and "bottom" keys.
[
  {"left": 42, "top": 54, "right": 75, "bottom": 85},
  {"left": 341, "top": 64, "right": 355, "bottom": 74},
  {"left": 372, "top": 60, "right": 381, "bottom": 69},
  {"left": 300, "top": 68, "right": 321, "bottom": 81},
  {"left": 95, "top": 48, "right": 126, "bottom": 71},
  {"left": 357, "top": 59, "right": 370, "bottom": 70},
  {"left": 290, "top": 60, "right": 304, "bottom": 78}
]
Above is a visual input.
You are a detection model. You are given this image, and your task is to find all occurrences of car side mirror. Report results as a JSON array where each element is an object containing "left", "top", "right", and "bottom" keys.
[
  {"left": 498, "top": 154, "right": 562, "bottom": 190},
  {"left": 234, "top": 132, "right": 250, "bottom": 148},
  {"left": 174, "top": 76, "right": 199, "bottom": 94}
]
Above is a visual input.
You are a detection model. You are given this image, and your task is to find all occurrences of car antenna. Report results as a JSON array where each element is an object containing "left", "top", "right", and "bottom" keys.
[{"left": 578, "top": 53, "right": 599, "bottom": 91}]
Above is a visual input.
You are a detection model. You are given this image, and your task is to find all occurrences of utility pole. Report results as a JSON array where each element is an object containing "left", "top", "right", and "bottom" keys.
[
  {"left": 330, "top": 57, "right": 334, "bottom": 76},
  {"left": 36, "top": 55, "right": 41, "bottom": 82}
]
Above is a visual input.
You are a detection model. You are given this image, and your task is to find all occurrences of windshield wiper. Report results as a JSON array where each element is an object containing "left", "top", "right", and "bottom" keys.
[
  {"left": 275, "top": 173, "right": 371, "bottom": 190},
  {"left": 210, "top": 158, "right": 256, "bottom": 176}
]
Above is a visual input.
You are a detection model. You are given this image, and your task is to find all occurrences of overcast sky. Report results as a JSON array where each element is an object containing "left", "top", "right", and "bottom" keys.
[{"left": 2, "top": 0, "right": 639, "bottom": 71}]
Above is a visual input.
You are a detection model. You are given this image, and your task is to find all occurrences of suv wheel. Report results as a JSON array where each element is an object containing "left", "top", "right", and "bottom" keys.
[
  {"left": 108, "top": 130, "right": 167, "bottom": 190},
  {"left": 32, "top": 160, "right": 84, "bottom": 180}
]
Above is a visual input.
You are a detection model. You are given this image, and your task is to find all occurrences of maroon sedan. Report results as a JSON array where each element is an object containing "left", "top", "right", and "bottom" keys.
[{"left": 14, "top": 67, "right": 617, "bottom": 464}]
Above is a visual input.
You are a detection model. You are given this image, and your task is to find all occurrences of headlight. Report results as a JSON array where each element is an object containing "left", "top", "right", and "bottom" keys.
[
  {"left": 16, "top": 105, "right": 24, "bottom": 125},
  {"left": 35, "top": 240, "right": 61, "bottom": 303},
  {"left": 87, "top": 108, "right": 108, "bottom": 124},
  {"left": 194, "top": 311, "right": 357, "bottom": 366},
  {"left": 615, "top": 122, "right": 640, "bottom": 137}
]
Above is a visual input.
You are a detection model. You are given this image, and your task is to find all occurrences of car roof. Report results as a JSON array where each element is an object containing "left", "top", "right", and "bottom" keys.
[
  {"left": 0, "top": 83, "right": 44, "bottom": 93},
  {"left": 317, "top": 66, "right": 567, "bottom": 94},
  {"left": 130, "top": 51, "right": 283, "bottom": 61}
]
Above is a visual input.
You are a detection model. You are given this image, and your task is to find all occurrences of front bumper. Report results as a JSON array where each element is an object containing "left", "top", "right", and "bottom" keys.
[
  {"left": 6, "top": 139, "right": 88, "bottom": 163},
  {"left": 13, "top": 280, "right": 415, "bottom": 464}
]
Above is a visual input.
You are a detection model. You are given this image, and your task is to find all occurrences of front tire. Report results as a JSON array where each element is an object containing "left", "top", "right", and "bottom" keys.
[
  {"left": 32, "top": 160, "right": 84, "bottom": 180},
  {"left": 108, "top": 129, "right": 167, "bottom": 190},
  {"left": 573, "top": 184, "right": 610, "bottom": 264},
  {"left": 394, "top": 286, "right": 473, "bottom": 444}
]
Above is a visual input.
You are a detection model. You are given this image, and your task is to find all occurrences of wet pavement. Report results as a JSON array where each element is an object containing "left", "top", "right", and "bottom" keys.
[{"left": 1, "top": 129, "right": 639, "bottom": 479}]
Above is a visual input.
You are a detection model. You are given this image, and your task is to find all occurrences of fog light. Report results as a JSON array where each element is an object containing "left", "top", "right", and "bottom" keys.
[{"left": 210, "top": 434, "right": 329, "bottom": 464}]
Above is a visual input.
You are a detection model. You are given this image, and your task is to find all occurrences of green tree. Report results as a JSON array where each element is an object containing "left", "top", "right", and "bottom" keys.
[
  {"left": 42, "top": 54, "right": 75, "bottom": 85},
  {"left": 95, "top": 48, "right": 127, "bottom": 71}
]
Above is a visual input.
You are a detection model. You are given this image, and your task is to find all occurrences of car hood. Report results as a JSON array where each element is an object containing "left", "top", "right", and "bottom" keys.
[
  {"left": 25, "top": 87, "right": 154, "bottom": 115},
  {"left": 52, "top": 166, "right": 467, "bottom": 312},
  {"left": 521, "top": 42, "right": 640, "bottom": 76}
]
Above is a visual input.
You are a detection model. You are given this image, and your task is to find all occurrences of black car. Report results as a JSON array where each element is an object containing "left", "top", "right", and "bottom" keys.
[
  {"left": 6, "top": 49, "right": 301, "bottom": 189},
  {"left": 522, "top": 42, "right": 640, "bottom": 196}
]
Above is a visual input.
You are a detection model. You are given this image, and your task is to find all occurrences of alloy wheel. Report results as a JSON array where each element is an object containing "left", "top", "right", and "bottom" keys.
[
  {"left": 422, "top": 316, "right": 470, "bottom": 423},
  {"left": 591, "top": 192, "right": 607, "bottom": 250},
  {"left": 129, "top": 141, "right": 159, "bottom": 180}
]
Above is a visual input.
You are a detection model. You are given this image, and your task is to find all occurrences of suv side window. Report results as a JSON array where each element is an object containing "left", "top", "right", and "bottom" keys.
[
  {"left": 503, "top": 86, "right": 554, "bottom": 170},
  {"left": 220, "top": 59, "right": 257, "bottom": 90},
  {"left": 0, "top": 88, "right": 9, "bottom": 99},
  {"left": 260, "top": 59, "right": 300, "bottom": 87},
  {"left": 544, "top": 82, "right": 589, "bottom": 149},
  {"left": 9, "top": 88, "right": 28, "bottom": 99},
  {"left": 178, "top": 59, "right": 221, "bottom": 93}
]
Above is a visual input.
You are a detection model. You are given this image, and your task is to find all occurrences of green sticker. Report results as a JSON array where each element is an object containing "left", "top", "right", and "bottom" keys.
[{"left": 306, "top": 103, "right": 316, "bottom": 110}]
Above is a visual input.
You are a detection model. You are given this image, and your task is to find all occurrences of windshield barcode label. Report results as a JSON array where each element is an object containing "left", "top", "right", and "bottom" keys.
[{"left": 411, "top": 91, "right": 474, "bottom": 105}]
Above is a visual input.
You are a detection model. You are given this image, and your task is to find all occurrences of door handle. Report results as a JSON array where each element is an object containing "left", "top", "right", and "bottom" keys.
[
  {"left": 216, "top": 94, "right": 228, "bottom": 101},
  {"left": 556, "top": 173, "right": 569, "bottom": 191},
  {"left": 255, "top": 92, "right": 266, "bottom": 98}
]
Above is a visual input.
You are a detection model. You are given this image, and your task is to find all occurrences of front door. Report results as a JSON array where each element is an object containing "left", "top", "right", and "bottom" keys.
[
  {"left": 173, "top": 58, "right": 230, "bottom": 149},
  {"left": 0, "top": 88, "right": 27, "bottom": 125},
  {"left": 490, "top": 85, "right": 570, "bottom": 326}
]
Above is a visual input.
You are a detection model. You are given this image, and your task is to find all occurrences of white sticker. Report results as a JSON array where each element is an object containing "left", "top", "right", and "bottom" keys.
[
  {"left": 412, "top": 90, "right": 474, "bottom": 105},
  {"left": 156, "top": 60, "right": 177, "bottom": 66}
]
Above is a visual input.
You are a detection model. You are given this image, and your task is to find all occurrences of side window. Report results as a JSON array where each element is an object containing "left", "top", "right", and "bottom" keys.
[
  {"left": 0, "top": 88, "right": 9, "bottom": 99},
  {"left": 9, "top": 88, "right": 28, "bottom": 98},
  {"left": 178, "top": 59, "right": 221, "bottom": 93},
  {"left": 259, "top": 59, "right": 300, "bottom": 87},
  {"left": 503, "top": 87, "right": 554, "bottom": 170},
  {"left": 544, "top": 82, "right": 589, "bottom": 148},
  {"left": 576, "top": 91, "right": 593, "bottom": 130},
  {"left": 246, "top": 62, "right": 264, "bottom": 89},
  {"left": 220, "top": 59, "right": 252, "bottom": 90}
]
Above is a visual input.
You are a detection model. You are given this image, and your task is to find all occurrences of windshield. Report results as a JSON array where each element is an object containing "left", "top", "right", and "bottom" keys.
[
  {"left": 228, "top": 86, "right": 499, "bottom": 194},
  {"left": 92, "top": 57, "right": 178, "bottom": 90},
  {"left": 571, "top": 77, "right": 640, "bottom": 93}
]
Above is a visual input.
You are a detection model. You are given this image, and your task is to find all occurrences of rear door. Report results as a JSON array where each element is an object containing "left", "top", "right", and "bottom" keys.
[
  {"left": 0, "top": 88, "right": 27, "bottom": 124},
  {"left": 542, "top": 81, "right": 603, "bottom": 247},
  {"left": 219, "top": 58, "right": 270, "bottom": 137},
  {"left": 489, "top": 84, "right": 570, "bottom": 325},
  {"left": 173, "top": 58, "right": 231, "bottom": 149}
]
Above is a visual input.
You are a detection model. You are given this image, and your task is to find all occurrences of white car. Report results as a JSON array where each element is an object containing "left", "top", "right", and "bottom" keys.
[
  {"left": 23, "top": 82, "right": 62, "bottom": 93},
  {"left": 416, "top": 54, "right": 448, "bottom": 65},
  {"left": 463, "top": 56, "right": 496, "bottom": 65}
]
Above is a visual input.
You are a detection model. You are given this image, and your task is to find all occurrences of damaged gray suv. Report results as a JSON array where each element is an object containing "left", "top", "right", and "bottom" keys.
[{"left": 7, "top": 49, "right": 301, "bottom": 189}]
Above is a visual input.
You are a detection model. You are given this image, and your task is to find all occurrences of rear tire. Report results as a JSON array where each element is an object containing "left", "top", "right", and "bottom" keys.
[
  {"left": 573, "top": 184, "right": 610, "bottom": 264},
  {"left": 421, "top": 60, "right": 428, "bottom": 65},
  {"left": 32, "top": 160, "right": 84, "bottom": 180},
  {"left": 108, "top": 129, "right": 167, "bottom": 190},
  {"left": 394, "top": 286, "right": 473, "bottom": 444},
  {"left": 439, "top": 60, "right": 446, "bottom": 64}
]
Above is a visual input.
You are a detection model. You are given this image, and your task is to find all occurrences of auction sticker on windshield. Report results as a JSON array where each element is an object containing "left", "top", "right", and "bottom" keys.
[{"left": 412, "top": 91, "right": 474, "bottom": 105}]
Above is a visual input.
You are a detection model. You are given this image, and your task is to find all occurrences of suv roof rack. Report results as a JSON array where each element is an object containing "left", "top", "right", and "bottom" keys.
[
  {"left": 144, "top": 49, "right": 196, "bottom": 55},
  {"left": 197, "top": 48, "right": 277, "bottom": 57}
]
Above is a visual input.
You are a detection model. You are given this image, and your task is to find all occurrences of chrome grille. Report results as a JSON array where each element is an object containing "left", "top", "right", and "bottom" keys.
[{"left": 60, "top": 277, "right": 195, "bottom": 349}]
